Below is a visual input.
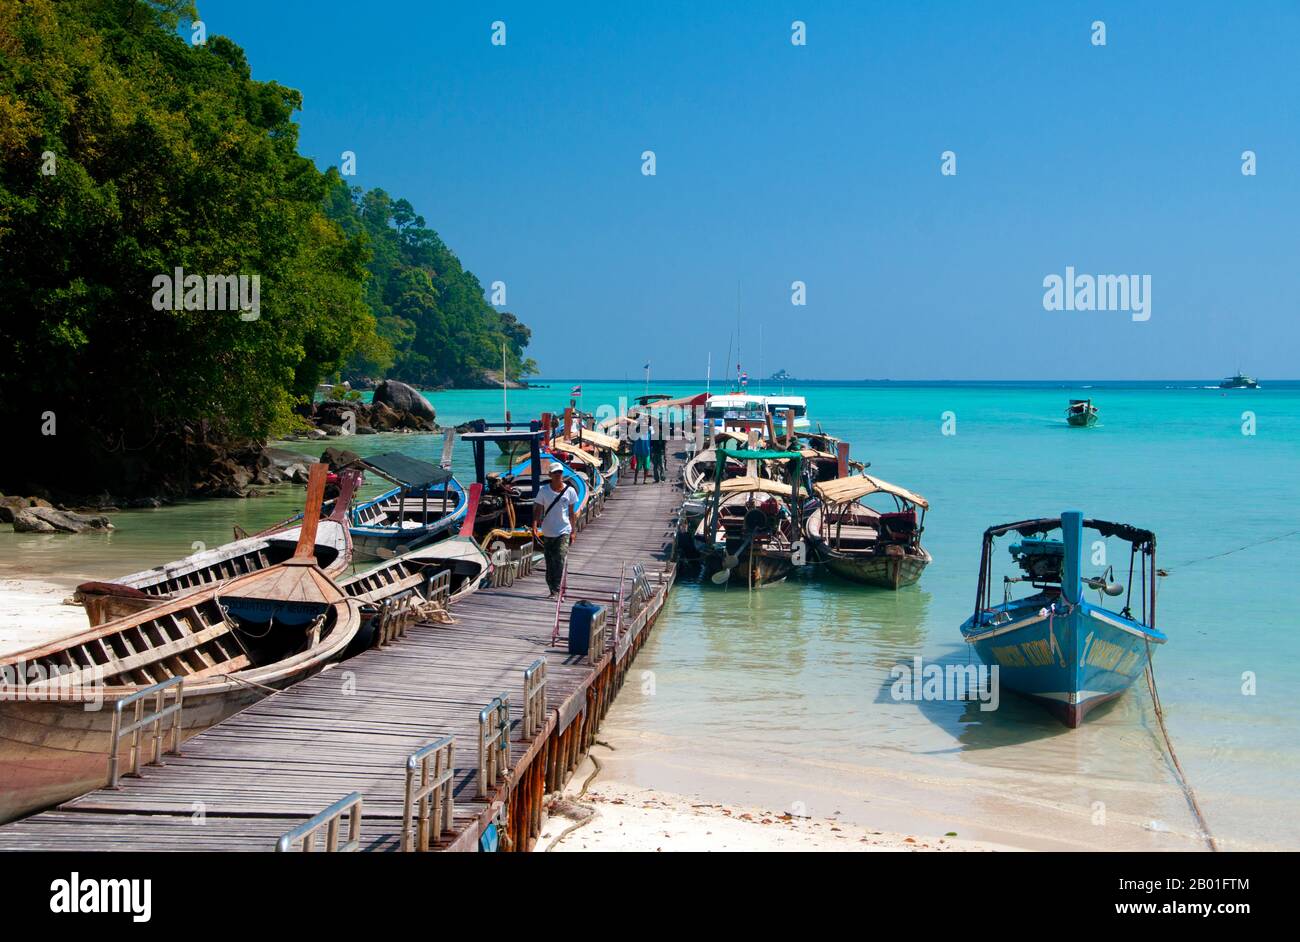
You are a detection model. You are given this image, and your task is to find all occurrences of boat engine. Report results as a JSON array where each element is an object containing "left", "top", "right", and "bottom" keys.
[{"left": 1008, "top": 538, "right": 1065, "bottom": 585}]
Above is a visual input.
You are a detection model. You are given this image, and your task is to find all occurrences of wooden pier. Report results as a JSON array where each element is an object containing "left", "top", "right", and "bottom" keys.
[{"left": 0, "top": 458, "right": 685, "bottom": 852}]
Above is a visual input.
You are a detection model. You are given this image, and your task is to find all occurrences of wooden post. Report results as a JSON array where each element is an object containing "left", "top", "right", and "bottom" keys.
[
  {"left": 540, "top": 412, "right": 552, "bottom": 448},
  {"left": 562, "top": 407, "right": 573, "bottom": 442},
  {"left": 293, "top": 463, "right": 329, "bottom": 559},
  {"left": 836, "top": 441, "right": 850, "bottom": 478},
  {"left": 746, "top": 428, "right": 759, "bottom": 476},
  {"left": 785, "top": 408, "right": 796, "bottom": 448}
]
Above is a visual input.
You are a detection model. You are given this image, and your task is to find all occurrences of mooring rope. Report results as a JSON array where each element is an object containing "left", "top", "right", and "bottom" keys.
[
  {"left": 1143, "top": 640, "right": 1217, "bottom": 851},
  {"left": 1164, "top": 528, "right": 1300, "bottom": 573}
]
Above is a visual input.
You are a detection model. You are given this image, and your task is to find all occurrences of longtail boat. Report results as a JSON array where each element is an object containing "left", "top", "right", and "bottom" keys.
[
  {"left": 1065, "top": 398, "right": 1099, "bottom": 427},
  {"left": 345, "top": 452, "right": 468, "bottom": 561},
  {"left": 0, "top": 464, "right": 362, "bottom": 822},
  {"left": 695, "top": 446, "right": 808, "bottom": 588},
  {"left": 73, "top": 469, "right": 361, "bottom": 626},
  {"left": 959, "top": 511, "right": 1165, "bottom": 727},
  {"left": 461, "top": 421, "right": 588, "bottom": 551},
  {"left": 805, "top": 475, "right": 931, "bottom": 589}
]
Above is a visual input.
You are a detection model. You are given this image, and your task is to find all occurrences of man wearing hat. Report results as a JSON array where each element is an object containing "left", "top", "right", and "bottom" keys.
[{"left": 533, "top": 461, "right": 580, "bottom": 597}]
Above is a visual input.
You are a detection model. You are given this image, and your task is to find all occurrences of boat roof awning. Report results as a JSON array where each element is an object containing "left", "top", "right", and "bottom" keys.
[
  {"left": 551, "top": 440, "right": 601, "bottom": 466},
  {"left": 717, "top": 446, "right": 804, "bottom": 461},
  {"left": 575, "top": 428, "right": 621, "bottom": 450},
  {"left": 359, "top": 452, "right": 453, "bottom": 488},
  {"left": 718, "top": 476, "right": 794, "bottom": 497},
  {"left": 985, "top": 517, "right": 1154, "bottom": 545},
  {"left": 814, "top": 475, "right": 929, "bottom": 509},
  {"left": 713, "top": 429, "right": 752, "bottom": 445},
  {"left": 634, "top": 392, "right": 707, "bottom": 411},
  {"left": 461, "top": 429, "right": 542, "bottom": 442}
]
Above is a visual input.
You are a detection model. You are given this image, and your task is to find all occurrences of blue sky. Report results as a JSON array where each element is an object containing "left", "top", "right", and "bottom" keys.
[{"left": 202, "top": 1, "right": 1298, "bottom": 380}]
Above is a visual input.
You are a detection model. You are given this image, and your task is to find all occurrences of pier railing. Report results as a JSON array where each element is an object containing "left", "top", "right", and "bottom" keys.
[
  {"left": 275, "top": 792, "right": 364, "bottom": 852},
  {"left": 107, "top": 676, "right": 184, "bottom": 788},
  {"left": 402, "top": 737, "right": 455, "bottom": 852},
  {"left": 522, "top": 658, "right": 547, "bottom": 739},
  {"left": 478, "top": 694, "right": 511, "bottom": 797},
  {"left": 490, "top": 541, "right": 536, "bottom": 588},
  {"left": 587, "top": 606, "right": 609, "bottom": 665},
  {"left": 425, "top": 568, "right": 451, "bottom": 608}
]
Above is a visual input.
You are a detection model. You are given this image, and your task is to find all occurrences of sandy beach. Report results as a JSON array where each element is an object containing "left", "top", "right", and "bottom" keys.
[
  {"left": 536, "top": 752, "right": 1017, "bottom": 852},
  {"left": 0, "top": 577, "right": 89, "bottom": 658}
]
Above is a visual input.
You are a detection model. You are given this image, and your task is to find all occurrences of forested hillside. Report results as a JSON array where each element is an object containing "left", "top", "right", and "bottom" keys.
[{"left": 0, "top": 0, "right": 533, "bottom": 497}]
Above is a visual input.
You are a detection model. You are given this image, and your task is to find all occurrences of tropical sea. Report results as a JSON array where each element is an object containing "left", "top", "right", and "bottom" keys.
[{"left": 2, "top": 379, "right": 1296, "bottom": 850}]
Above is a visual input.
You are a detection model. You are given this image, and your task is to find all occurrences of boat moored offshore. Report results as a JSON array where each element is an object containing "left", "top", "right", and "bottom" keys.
[{"left": 959, "top": 510, "right": 1165, "bottom": 727}]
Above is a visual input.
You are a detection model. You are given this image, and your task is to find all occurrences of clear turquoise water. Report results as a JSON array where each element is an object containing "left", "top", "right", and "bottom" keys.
[{"left": 2, "top": 379, "right": 1295, "bottom": 848}]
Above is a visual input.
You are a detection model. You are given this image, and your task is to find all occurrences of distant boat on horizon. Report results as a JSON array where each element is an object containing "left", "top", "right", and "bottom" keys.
[
  {"left": 1065, "top": 398, "right": 1099, "bottom": 427},
  {"left": 1219, "top": 372, "right": 1260, "bottom": 389}
]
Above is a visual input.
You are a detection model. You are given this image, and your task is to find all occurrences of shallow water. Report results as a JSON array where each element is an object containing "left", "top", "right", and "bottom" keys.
[{"left": 2, "top": 379, "right": 1295, "bottom": 849}]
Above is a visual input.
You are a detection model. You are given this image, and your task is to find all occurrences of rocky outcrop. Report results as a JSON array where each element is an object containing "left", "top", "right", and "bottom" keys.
[
  {"left": 11, "top": 506, "right": 113, "bottom": 533},
  {"left": 295, "top": 389, "right": 438, "bottom": 438},
  {"left": 0, "top": 495, "right": 53, "bottom": 523},
  {"left": 373, "top": 380, "right": 437, "bottom": 422},
  {"left": 479, "top": 369, "right": 529, "bottom": 390}
]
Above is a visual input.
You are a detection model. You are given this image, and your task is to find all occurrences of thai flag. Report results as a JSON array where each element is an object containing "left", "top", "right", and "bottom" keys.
[
  {"left": 741, "top": 372, "right": 748, "bottom": 387},
  {"left": 570, "top": 384, "right": 582, "bottom": 396}
]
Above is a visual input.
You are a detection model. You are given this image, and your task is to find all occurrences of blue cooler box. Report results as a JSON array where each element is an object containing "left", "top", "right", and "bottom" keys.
[{"left": 567, "top": 600, "right": 604, "bottom": 656}]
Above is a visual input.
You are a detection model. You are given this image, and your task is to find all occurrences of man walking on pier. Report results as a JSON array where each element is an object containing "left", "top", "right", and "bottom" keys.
[
  {"left": 534, "top": 462, "right": 579, "bottom": 597},
  {"left": 651, "top": 427, "right": 667, "bottom": 483}
]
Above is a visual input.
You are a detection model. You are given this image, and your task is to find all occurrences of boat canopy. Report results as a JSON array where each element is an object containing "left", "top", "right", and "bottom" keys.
[
  {"left": 814, "top": 475, "right": 929, "bottom": 510},
  {"left": 551, "top": 440, "right": 601, "bottom": 466},
  {"left": 574, "top": 428, "right": 621, "bottom": 450},
  {"left": 359, "top": 452, "right": 453, "bottom": 488},
  {"left": 713, "top": 429, "right": 753, "bottom": 445},
  {"left": 635, "top": 392, "right": 707, "bottom": 411},
  {"left": 718, "top": 476, "right": 794, "bottom": 497},
  {"left": 717, "top": 446, "right": 804, "bottom": 461},
  {"left": 984, "top": 516, "right": 1154, "bottom": 546}
]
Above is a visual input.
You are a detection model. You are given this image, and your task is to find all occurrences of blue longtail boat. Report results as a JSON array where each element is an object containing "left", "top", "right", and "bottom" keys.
[
  {"left": 459, "top": 420, "right": 589, "bottom": 550},
  {"left": 959, "top": 511, "right": 1166, "bottom": 727},
  {"left": 346, "top": 452, "right": 468, "bottom": 561}
]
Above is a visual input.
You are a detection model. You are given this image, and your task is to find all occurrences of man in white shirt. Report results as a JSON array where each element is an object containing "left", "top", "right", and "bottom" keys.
[{"left": 533, "top": 462, "right": 580, "bottom": 597}]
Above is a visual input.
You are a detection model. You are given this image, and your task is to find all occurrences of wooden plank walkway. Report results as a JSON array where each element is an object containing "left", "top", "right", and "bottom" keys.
[{"left": 0, "top": 457, "right": 685, "bottom": 852}]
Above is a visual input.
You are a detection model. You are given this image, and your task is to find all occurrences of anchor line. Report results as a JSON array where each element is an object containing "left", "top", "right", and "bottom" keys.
[
  {"left": 1143, "top": 638, "right": 1217, "bottom": 852},
  {"left": 1163, "top": 528, "right": 1300, "bottom": 573}
]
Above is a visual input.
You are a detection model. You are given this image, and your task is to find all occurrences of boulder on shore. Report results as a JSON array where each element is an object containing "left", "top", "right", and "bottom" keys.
[
  {"left": 0, "top": 495, "right": 54, "bottom": 524},
  {"left": 373, "top": 380, "right": 437, "bottom": 423},
  {"left": 11, "top": 506, "right": 113, "bottom": 533}
]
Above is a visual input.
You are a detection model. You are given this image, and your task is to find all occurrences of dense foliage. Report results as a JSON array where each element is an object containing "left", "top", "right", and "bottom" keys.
[
  {"left": 322, "top": 178, "right": 536, "bottom": 388},
  {"left": 0, "top": 0, "right": 532, "bottom": 495}
]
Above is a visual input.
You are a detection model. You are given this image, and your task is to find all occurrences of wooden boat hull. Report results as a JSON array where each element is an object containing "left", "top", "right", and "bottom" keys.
[
  {"left": 349, "top": 481, "right": 468, "bottom": 561},
  {"left": 0, "top": 680, "right": 265, "bottom": 823},
  {"left": 1066, "top": 412, "right": 1098, "bottom": 427},
  {"left": 77, "top": 519, "right": 353, "bottom": 626},
  {"left": 701, "top": 549, "right": 792, "bottom": 587},
  {"left": 0, "top": 602, "right": 358, "bottom": 821},
  {"left": 820, "top": 546, "right": 931, "bottom": 589},
  {"left": 961, "top": 598, "right": 1161, "bottom": 727}
]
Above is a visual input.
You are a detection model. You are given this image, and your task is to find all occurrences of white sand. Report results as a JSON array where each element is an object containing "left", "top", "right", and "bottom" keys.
[
  {"left": 535, "top": 756, "right": 1014, "bottom": 852},
  {"left": 0, "top": 579, "right": 89, "bottom": 657}
]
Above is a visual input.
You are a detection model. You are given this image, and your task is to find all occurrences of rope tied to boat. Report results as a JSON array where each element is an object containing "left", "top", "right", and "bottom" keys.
[
  {"left": 1143, "top": 638, "right": 1218, "bottom": 852},
  {"left": 1037, "top": 602, "right": 1072, "bottom": 668}
]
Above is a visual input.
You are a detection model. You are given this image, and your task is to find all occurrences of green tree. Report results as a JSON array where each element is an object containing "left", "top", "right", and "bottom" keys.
[
  {"left": 321, "top": 178, "right": 535, "bottom": 388},
  {"left": 0, "top": 0, "right": 380, "bottom": 495}
]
